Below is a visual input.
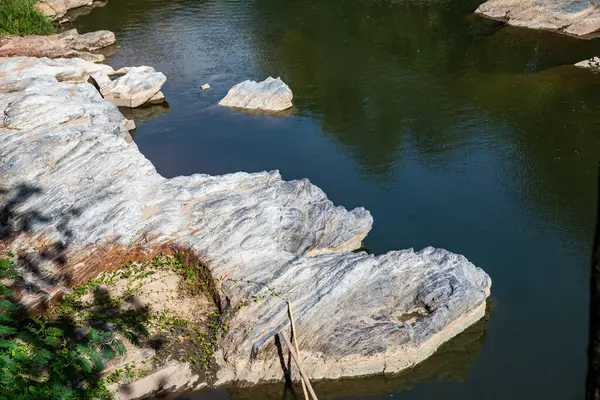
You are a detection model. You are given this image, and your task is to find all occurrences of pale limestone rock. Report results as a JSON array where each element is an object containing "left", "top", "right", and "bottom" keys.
[
  {"left": 219, "top": 76, "right": 293, "bottom": 111},
  {"left": 0, "top": 29, "right": 115, "bottom": 62},
  {"left": 93, "top": 66, "right": 167, "bottom": 108},
  {"left": 0, "top": 56, "right": 491, "bottom": 393},
  {"left": 476, "top": 0, "right": 600, "bottom": 36}
]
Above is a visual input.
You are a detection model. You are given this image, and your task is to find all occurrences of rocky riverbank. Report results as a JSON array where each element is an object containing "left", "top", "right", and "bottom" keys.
[
  {"left": 476, "top": 0, "right": 600, "bottom": 37},
  {"left": 0, "top": 29, "right": 115, "bottom": 61},
  {"left": 0, "top": 54, "right": 491, "bottom": 398}
]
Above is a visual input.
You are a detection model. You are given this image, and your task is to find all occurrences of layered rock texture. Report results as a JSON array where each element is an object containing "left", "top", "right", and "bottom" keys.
[
  {"left": 0, "top": 56, "right": 491, "bottom": 394},
  {"left": 219, "top": 77, "right": 293, "bottom": 112},
  {"left": 476, "top": 0, "right": 600, "bottom": 36},
  {"left": 36, "top": 0, "right": 106, "bottom": 20},
  {"left": 0, "top": 30, "right": 115, "bottom": 62}
]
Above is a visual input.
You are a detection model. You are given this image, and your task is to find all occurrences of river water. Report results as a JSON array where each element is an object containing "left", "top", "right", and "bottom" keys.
[{"left": 75, "top": 0, "right": 600, "bottom": 398}]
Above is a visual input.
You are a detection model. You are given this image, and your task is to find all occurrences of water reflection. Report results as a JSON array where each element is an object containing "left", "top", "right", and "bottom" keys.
[{"left": 120, "top": 103, "right": 171, "bottom": 127}]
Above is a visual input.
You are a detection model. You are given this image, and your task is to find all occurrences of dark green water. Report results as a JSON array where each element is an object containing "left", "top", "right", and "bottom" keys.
[{"left": 75, "top": 0, "right": 600, "bottom": 398}]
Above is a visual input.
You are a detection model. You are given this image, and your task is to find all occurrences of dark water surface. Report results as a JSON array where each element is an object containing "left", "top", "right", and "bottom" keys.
[{"left": 76, "top": 0, "right": 600, "bottom": 398}]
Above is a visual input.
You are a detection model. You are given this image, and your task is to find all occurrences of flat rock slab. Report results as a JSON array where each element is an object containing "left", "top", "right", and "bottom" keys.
[
  {"left": 36, "top": 0, "right": 105, "bottom": 20},
  {"left": 476, "top": 0, "right": 600, "bottom": 36},
  {"left": 219, "top": 76, "right": 293, "bottom": 111},
  {"left": 0, "top": 29, "right": 115, "bottom": 62},
  {"left": 0, "top": 57, "right": 491, "bottom": 393}
]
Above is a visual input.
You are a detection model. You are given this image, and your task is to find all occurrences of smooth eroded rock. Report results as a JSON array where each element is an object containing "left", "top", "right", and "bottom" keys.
[
  {"left": 0, "top": 29, "right": 115, "bottom": 62},
  {"left": 219, "top": 76, "right": 293, "bottom": 111},
  {"left": 0, "top": 56, "right": 491, "bottom": 393},
  {"left": 476, "top": 0, "right": 600, "bottom": 36}
]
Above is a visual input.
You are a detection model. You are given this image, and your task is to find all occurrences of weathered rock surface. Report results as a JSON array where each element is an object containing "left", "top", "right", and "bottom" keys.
[
  {"left": 0, "top": 29, "right": 115, "bottom": 62},
  {"left": 0, "top": 56, "right": 491, "bottom": 395},
  {"left": 576, "top": 56, "right": 600, "bottom": 69},
  {"left": 91, "top": 66, "right": 167, "bottom": 108},
  {"left": 36, "top": 0, "right": 106, "bottom": 20},
  {"left": 219, "top": 77, "right": 293, "bottom": 111},
  {"left": 476, "top": 0, "right": 600, "bottom": 36}
]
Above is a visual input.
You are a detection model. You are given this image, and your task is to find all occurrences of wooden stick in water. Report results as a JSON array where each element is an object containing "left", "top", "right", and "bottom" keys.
[
  {"left": 278, "top": 332, "right": 319, "bottom": 400},
  {"left": 287, "top": 300, "right": 309, "bottom": 400}
]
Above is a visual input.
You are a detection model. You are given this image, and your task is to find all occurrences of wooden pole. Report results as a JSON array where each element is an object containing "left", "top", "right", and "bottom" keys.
[
  {"left": 288, "top": 300, "right": 309, "bottom": 400},
  {"left": 278, "top": 332, "right": 319, "bottom": 400}
]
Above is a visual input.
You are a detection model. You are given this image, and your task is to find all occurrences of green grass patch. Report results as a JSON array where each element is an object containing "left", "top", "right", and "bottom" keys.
[{"left": 0, "top": 0, "right": 56, "bottom": 36}]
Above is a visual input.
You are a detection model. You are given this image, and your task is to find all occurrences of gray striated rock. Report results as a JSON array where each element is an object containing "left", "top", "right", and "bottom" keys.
[
  {"left": 476, "top": 0, "right": 600, "bottom": 37},
  {"left": 0, "top": 57, "right": 490, "bottom": 393},
  {"left": 0, "top": 29, "right": 115, "bottom": 62},
  {"left": 36, "top": 0, "right": 106, "bottom": 20},
  {"left": 219, "top": 76, "right": 293, "bottom": 111}
]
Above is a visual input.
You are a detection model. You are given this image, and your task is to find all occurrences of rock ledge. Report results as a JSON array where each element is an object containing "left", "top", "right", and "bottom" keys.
[{"left": 475, "top": 0, "right": 600, "bottom": 37}]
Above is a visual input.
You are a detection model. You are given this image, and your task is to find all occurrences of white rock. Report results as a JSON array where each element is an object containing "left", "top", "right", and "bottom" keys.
[
  {"left": 94, "top": 66, "right": 167, "bottom": 108},
  {"left": 219, "top": 77, "right": 293, "bottom": 111},
  {"left": 575, "top": 56, "right": 600, "bottom": 70},
  {"left": 0, "top": 56, "right": 490, "bottom": 392}
]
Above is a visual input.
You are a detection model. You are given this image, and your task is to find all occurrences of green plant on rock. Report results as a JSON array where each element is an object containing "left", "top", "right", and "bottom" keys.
[
  {"left": 0, "top": 0, "right": 56, "bottom": 36},
  {"left": 0, "top": 253, "right": 131, "bottom": 400}
]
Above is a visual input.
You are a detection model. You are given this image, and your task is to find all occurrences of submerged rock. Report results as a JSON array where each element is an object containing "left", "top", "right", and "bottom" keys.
[
  {"left": 475, "top": 0, "right": 600, "bottom": 36},
  {"left": 219, "top": 77, "right": 293, "bottom": 111},
  {"left": 0, "top": 57, "right": 490, "bottom": 394},
  {"left": 36, "top": 0, "right": 106, "bottom": 20},
  {"left": 0, "top": 29, "right": 115, "bottom": 62}
]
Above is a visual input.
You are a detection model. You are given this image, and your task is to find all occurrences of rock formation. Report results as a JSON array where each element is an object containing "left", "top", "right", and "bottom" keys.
[
  {"left": 90, "top": 66, "right": 167, "bottom": 108},
  {"left": 0, "top": 56, "right": 491, "bottom": 395},
  {"left": 576, "top": 56, "right": 600, "bottom": 70},
  {"left": 36, "top": 0, "right": 106, "bottom": 21},
  {"left": 475, "top": 0, "right": 600, "bottom": 37},
  {"left": 0, "top": 30, "right": 115, "bottom": 62},
  {"left": 219, "top": 77, "right": 293, "bottom": 112}
]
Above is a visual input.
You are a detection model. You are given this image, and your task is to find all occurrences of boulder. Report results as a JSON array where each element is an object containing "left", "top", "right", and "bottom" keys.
[
  {"left": 91, "top": 66, "right": 167, "bottom": 108},
  {"left": 0, "top": 29, "right": 115, "bottom": 62},
  {"left": 219, "top": 76, "right": 293, "bottom": 111},
  {"left": 36, "top": 0, "right": 106, "bottom": 20},
  {"left": 0, "top": 56, "right": 490, "bottom": 394},
  {"left": 475, "top": 0, "right": 600, "bottom": 36}
]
